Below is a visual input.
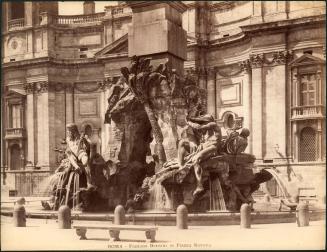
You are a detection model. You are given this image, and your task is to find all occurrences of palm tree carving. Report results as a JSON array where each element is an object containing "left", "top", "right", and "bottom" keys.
[{"left": 121, "top": 56, "right": 168, "bottom": 167}]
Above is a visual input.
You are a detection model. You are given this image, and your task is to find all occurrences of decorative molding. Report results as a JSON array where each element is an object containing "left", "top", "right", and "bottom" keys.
[
  {"left": 217, "top": 111, "right": 244, "bottom": 130},
  {"left": 220, "top": 82, "right": 242, "bottom": 106},
  {"left": 35, "top": 81, "right": 49, "bottom": 93},
  {"left": 249, "top": 54, "right": 264, "bottom": 68},
  {"left": 78, "top": 98, "right": 98, "bottom": 117},
  {"left": 24, "top": 82, "right": 34, "bottom": 94},
  {"left": 238, "top": 59, "right": 251, "bottom": 73},
  {"left": 74, "top": 82, "right": 101, "bottom": 93},
  {"left": 216, "top": 64, "right": 243, "bottom": 78},
  {"left": 265, "top": 51, "right": 293, "bottom": 65}
]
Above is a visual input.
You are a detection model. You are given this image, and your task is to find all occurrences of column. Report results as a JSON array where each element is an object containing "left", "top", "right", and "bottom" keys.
[
  {"left": 239, "top": 60, "right": 253, "bottom": 154},
  {"left": 206, "top": 67, "right": 216, "bottom": 118},
  {"left": 26, "top": 84, "right": 35, "bottom": 166},
  {"left": 250, "top": 54, "right": 264, "bottom": 160}
]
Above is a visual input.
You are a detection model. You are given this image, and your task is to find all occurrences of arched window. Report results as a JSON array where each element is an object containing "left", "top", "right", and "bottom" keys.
[
  {"left": 10, "top": 2, "right": 25, "bottom": 20},
  {"left": 299, "top": 127, "right": 316, "bottom": 162},
  {"left": 10, "top": 144, "right": 21, "bottom": 170}
]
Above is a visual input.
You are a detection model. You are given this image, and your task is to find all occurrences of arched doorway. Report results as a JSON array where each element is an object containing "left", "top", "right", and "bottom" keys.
[
  {"left": 10, "top": 144, "right": 21, "bottom": 170},
  {"left": 299, "top": 127, "right": 316, "bottom": 162}
]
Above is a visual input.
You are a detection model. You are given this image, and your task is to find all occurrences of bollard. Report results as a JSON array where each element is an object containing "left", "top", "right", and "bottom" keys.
[
  {"left": 13, "top": 204, "right": 26, "bottom": 227},
  {"left": 296, "top": 202, "right": 309, "bottom": 227},
  {"left": 114, "top": 205, "right": 125, "bottom": 225},
  {"left": 240, "top": 203, "right": 251, "bottom": 228},
  {"left": 263, "top": 194, "right": 271, "bottom": 203},
  {"left": 58, "top": 205, "right": 71, "bottom": 229},
  {"left": 176, "top": 204, "right": 188, "bottom": 229}
]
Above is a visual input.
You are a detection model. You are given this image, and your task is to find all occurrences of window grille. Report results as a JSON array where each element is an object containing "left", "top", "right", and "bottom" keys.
[{"left": 299, "top": 127, "right": 316, "bottom": 162}]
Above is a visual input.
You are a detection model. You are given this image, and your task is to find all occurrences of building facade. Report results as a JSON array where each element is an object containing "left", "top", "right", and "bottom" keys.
[{"left": 1, "top": 1, "right": 326, "bottom": 197}]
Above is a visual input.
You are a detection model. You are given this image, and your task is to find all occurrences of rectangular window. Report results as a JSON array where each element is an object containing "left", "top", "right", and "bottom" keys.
[
  {"left": 300, "top": 73, "right": 316, "bottom": 106},
  {"left": 11, "top": 105, "right": 21, "bottom": 128}
]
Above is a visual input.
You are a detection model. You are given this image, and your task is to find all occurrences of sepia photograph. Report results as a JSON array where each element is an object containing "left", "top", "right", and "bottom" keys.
[{"left": 1, "top": 1, "right": 326, "bottom": 250}]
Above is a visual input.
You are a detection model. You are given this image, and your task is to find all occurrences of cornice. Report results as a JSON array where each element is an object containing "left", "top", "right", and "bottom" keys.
[
  {"left": 126, "top": 1, "right": 188, "bottom": 13},
  {"left": 241, "top": 14, "right": 326, "bottom": 35},
  {"left": 2, "top": 57, "right": 103, "bottom": 69}
]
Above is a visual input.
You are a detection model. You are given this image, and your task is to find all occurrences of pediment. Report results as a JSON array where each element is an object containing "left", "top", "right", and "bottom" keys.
[
  {"left": 95, "top": 34, "right": 128, "bottom": 58},
  {"left": 289, "top": 54, "right": 325, "bottom": 66},
  {"left": 6, "top": 88, "right": 26, "bottom": 97}
]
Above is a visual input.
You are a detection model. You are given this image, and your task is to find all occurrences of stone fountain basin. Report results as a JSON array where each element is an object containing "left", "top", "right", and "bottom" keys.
[{"left": 1, "top": 200, "right": 325, "bottom": 226}]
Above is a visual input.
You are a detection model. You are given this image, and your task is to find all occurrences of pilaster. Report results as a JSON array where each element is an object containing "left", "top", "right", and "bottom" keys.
[
  {"left": 34, "top": 81, "right": 55, "bottom": 170},
  {"left": 206, "top": 67, "right": 216, "bottom": 118},
  {"left": 65, "top": 83, "right": 75, "bottom": 124},
  {"left": 250, "top": 54, "right": 264, "bottom": 160},
  {"left": 264, "top": 52, "right": 288, "bottom": 160},
  {"left": 24, "top": 83, "right": 36, "bottom": 166},
  {"left": 239, "top": 59, "right": 252, "bottom": 154}
]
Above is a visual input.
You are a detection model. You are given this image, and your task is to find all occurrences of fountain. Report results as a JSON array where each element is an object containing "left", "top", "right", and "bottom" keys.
[
  {"left": 38, "top": 56, "right": 273, "bottom": 215},
  {"left": 1, "top": 1, "right": 324, "bottom": 226}
]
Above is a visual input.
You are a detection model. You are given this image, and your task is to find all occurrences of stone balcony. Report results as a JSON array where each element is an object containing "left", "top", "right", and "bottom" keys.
[
  {"left": 8, "top": 18, "right": 25, "bottom": 31},
  {"left": 54, "top": 12, "right": 105, "bottom": 25},
  {"left": 291, "top": 105, "right": 325, "bottom": 121},
  {"left": 5, "top": 128, "right": 26, "bottom": 139}
]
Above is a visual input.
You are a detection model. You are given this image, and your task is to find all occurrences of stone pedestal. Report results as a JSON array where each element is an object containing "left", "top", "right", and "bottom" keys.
[{"left": 127, "top": 1, "right": 187, "bottom": 75}]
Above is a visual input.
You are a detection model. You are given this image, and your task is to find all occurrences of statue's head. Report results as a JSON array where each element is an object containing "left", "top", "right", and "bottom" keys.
[
  {"left": 66, "top": 123, "right": 80, "bottom": 140},
  {"left": 240, "top": 128, "right": 250, "bottom": 138}
]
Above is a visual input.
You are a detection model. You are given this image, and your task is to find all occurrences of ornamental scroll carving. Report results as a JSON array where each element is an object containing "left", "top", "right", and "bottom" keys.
[
  {"left": 249, "top": 51, "right": 293, "bottom": 68},
  {"left": 24, "top": 81, "right": 51, "bottom": 93}
]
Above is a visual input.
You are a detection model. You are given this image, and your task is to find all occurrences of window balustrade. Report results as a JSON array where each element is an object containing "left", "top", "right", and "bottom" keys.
[{"left": 8, "top": 18, "right": 25, "bottom": 30}]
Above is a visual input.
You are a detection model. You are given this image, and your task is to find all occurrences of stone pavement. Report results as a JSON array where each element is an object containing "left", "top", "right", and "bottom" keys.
[{"left": 1, "top": 215, "right": 325, "bottom": 250}]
